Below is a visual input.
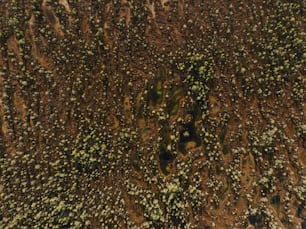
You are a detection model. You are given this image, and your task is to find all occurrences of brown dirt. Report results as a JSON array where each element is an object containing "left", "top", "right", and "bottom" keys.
[{"left": 0, "top": 0, "right": 305, "bottom": 228}]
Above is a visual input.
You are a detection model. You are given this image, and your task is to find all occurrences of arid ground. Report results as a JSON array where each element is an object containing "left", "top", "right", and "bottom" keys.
[{"left": 0, "top": 0, "right": 305, "bottom": 228}]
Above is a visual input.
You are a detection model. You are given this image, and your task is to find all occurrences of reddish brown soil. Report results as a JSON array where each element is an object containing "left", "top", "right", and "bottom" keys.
[{"left": 0, "top": 0, "right": 305, "bottom": 228}]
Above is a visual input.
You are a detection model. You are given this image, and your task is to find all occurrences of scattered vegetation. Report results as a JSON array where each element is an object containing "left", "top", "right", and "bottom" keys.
[{"left": 0, "top": 0, "right": 305, "bottom": 228}]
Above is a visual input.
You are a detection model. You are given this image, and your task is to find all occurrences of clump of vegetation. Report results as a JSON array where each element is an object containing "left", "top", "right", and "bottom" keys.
[
  {"left": 178, "top": 52, "right": 215, "bottom": 119},
  {"left": 71, "top": 128, "right": 108, "bottom": 173}
]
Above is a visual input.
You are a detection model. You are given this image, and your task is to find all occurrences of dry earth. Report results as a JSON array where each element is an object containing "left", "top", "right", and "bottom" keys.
[{"left": 0, "top": 0, "right": 305, "bottom": 228}]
